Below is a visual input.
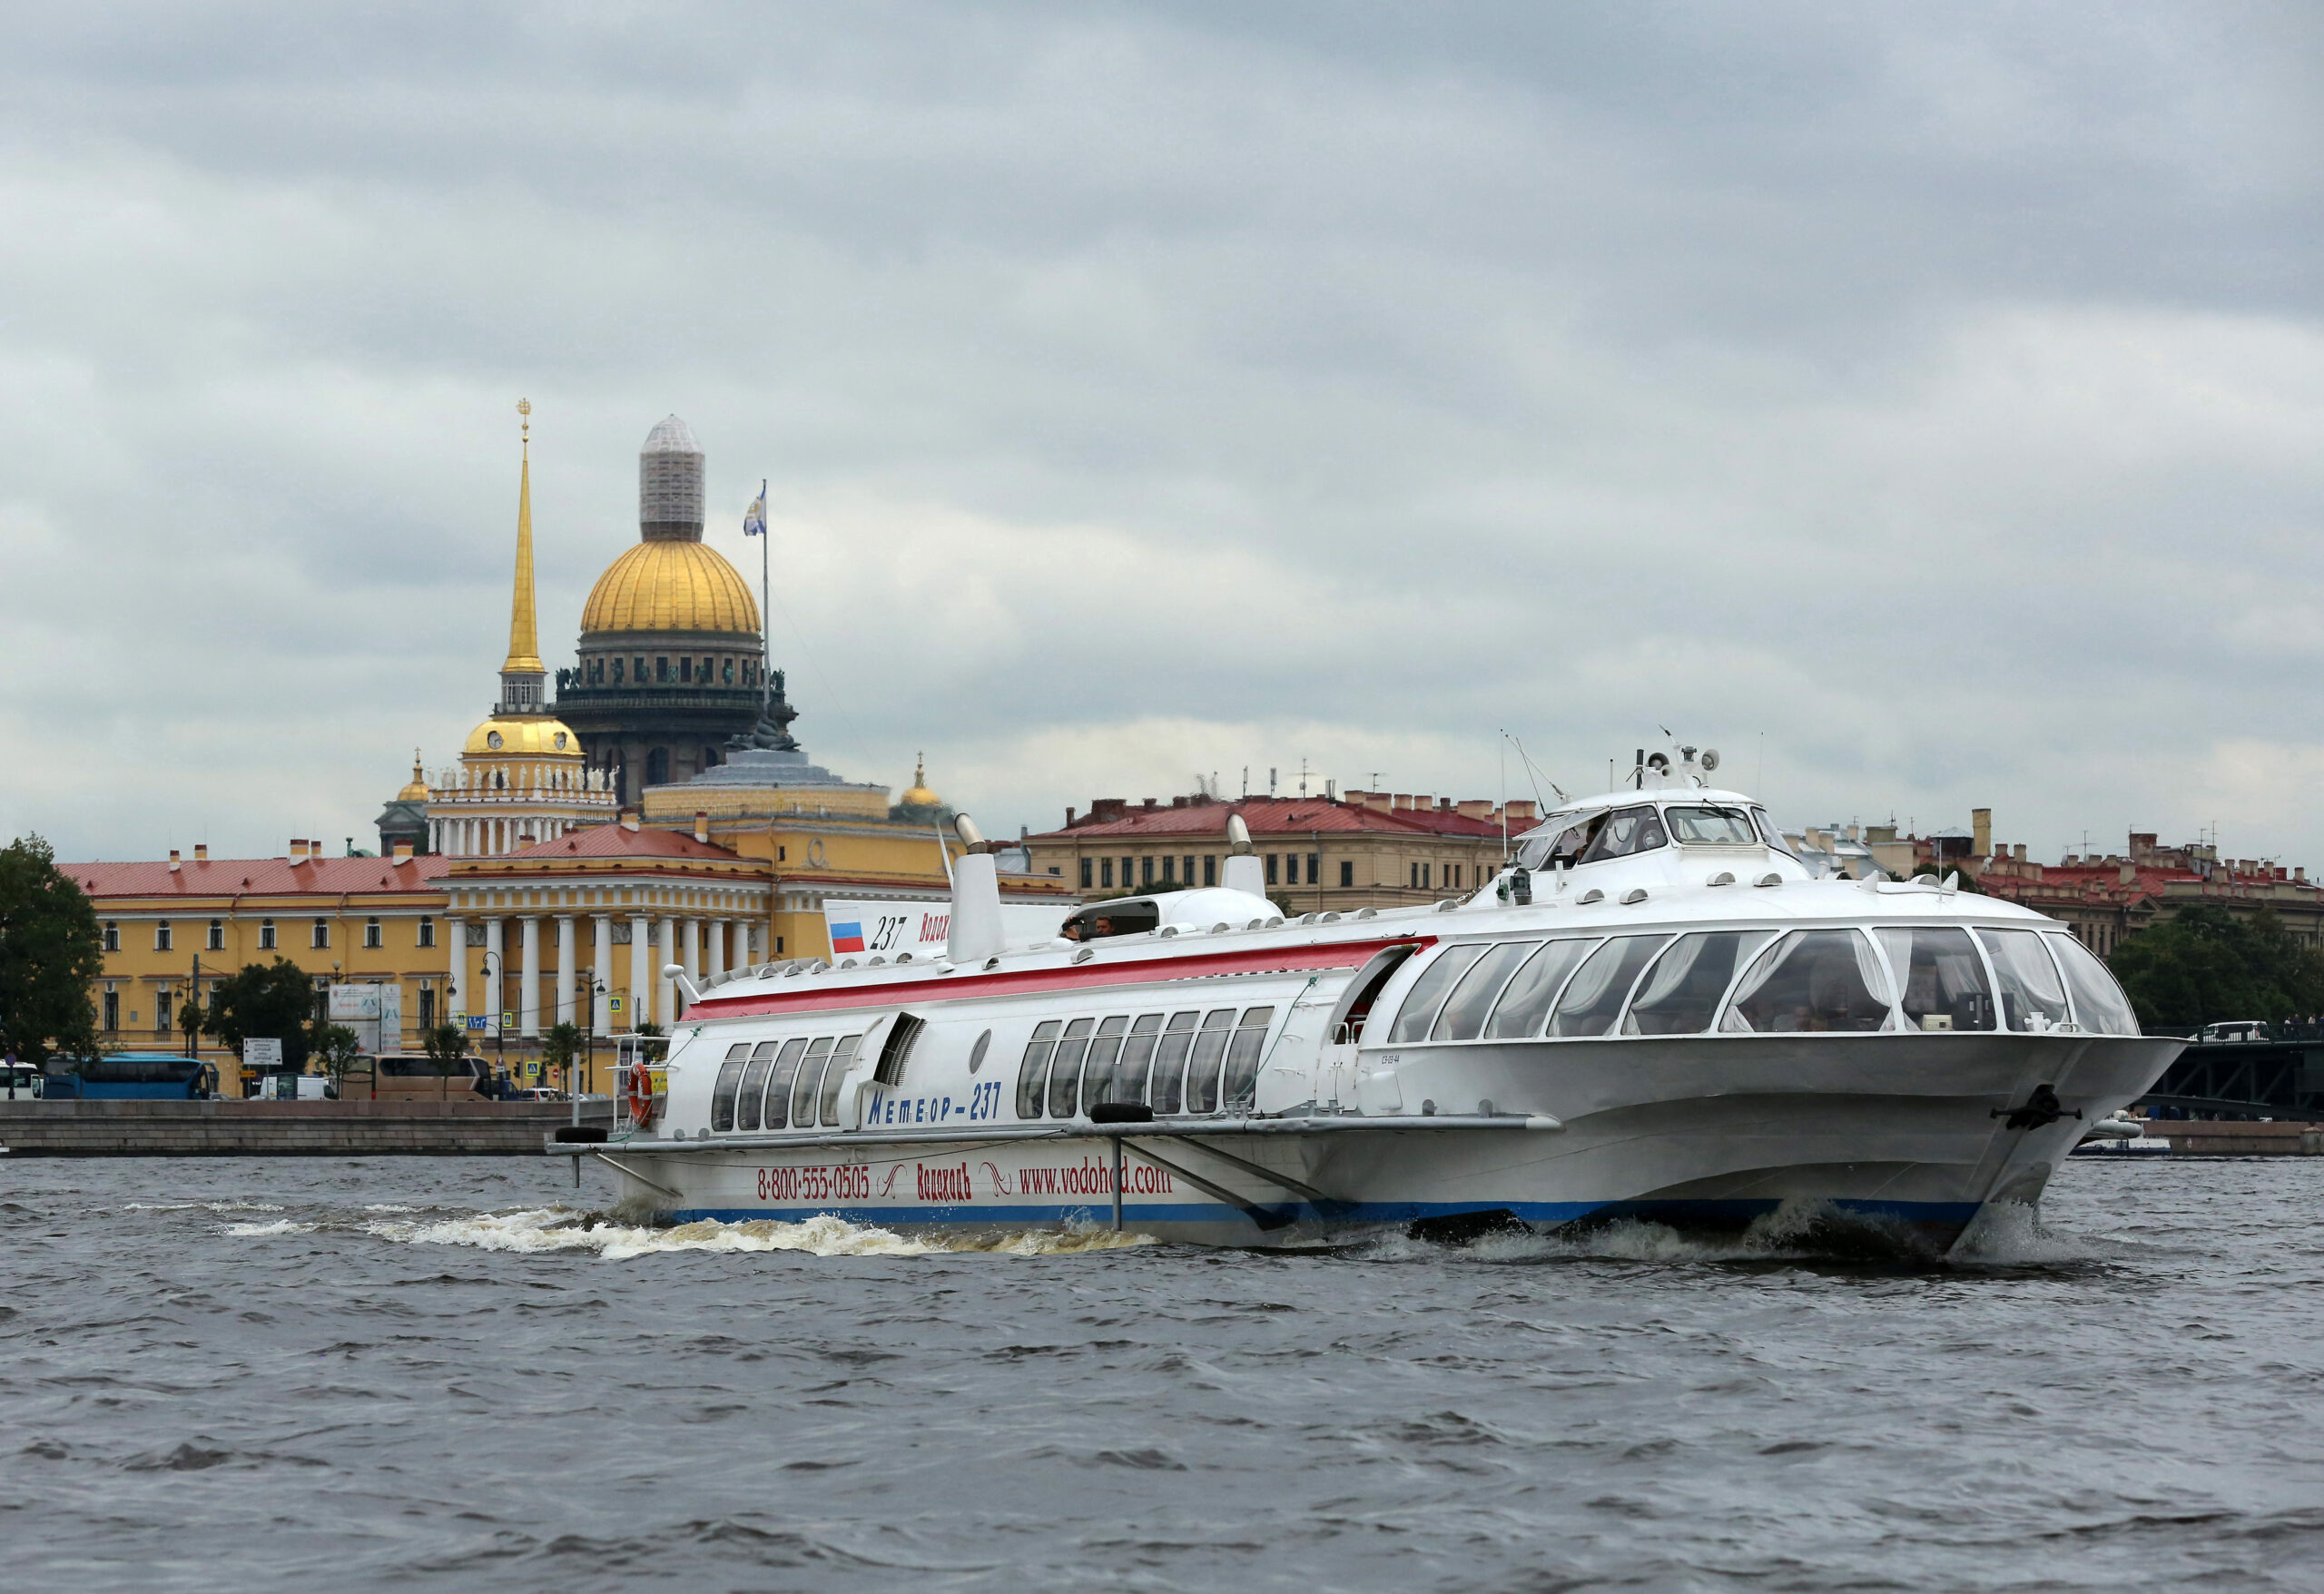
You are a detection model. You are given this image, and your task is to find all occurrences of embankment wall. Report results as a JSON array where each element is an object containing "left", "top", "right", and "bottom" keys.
[{"left": 0, "top": 1099, "right": 611, "bottom": 1156}]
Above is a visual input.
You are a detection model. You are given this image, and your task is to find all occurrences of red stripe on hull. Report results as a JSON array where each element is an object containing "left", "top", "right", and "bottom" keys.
[{"left": 688, "top": 935, "right": 1432, "bottom": 1020}]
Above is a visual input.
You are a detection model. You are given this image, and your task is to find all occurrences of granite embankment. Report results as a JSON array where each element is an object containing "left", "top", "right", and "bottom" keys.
[{"left": 0, "top": 1098, "right": 612, "bottom": 1156}]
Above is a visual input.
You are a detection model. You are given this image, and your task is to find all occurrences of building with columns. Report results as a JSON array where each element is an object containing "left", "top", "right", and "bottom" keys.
[{"left": 438, "top": 816, "right": 772, "bottom": 1039}]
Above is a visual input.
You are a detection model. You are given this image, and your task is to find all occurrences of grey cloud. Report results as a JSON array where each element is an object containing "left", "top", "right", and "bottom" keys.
[{"left": 2, "top": 3, "right": 2319, "bottom": 868}]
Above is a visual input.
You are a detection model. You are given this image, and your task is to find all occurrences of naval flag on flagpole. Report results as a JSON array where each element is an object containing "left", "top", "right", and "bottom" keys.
[{"left": 742, "top": 487, "right": 767, "bottom": 537}]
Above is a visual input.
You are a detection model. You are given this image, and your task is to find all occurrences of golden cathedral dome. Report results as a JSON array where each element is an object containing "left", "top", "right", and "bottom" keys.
[
  {"left": 900, "top": 753, "right": 941, "bottom": 809},
  {"left": 580, "top": 541, "right": 761, "bottom": 635},
  {"left": 463, "top": 715, "right": 584, "bottom": 757},
  {"left": 397, "top": 750, "right": 430, "bottom": 802}
]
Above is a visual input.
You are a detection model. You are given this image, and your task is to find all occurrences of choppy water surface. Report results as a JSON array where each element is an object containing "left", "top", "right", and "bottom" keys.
[{"left": 6, "top": 1156, "right": 2324, "bottom": 1591}]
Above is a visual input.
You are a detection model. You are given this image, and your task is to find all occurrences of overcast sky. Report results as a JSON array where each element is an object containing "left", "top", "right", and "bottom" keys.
[{"left": 4, "top": 3, "right": 2320, "bottom": 867}]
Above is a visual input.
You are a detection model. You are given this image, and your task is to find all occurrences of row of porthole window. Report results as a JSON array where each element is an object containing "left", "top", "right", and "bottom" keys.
[
  {"left": 103, "top": 918, "right": 438, "bottom": 953},
  {"left": 1389, "top": 924, "right": 2141, "bottom": 1045},
  {"left": 709, "top": 1033, "right": 867, "bottom": 1133},
  {"left": 1016, "top": 1007, "right": 1276, "bottom": 1120}
]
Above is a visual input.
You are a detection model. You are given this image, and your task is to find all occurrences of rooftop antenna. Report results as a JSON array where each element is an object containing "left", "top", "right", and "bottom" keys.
[
  {"left": 1241, "top": 766, "right": 1249, "bottom": 799},
  {"left": 1499, "top": 732, "right": 1508, "bottom": 862},
  {"left": 1297, "top": 758, "right": 1311, "bottom": 799},
  {"left": 1269, "top": 767, "right": 1278, "bottom": 797}
]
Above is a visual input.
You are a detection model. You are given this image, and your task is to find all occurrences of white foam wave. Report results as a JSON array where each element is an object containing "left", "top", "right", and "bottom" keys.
[
  {"left": 224, "top": 1219, "right": 316, "bottom": 1236},
  {"left": 365, "top": 1207, "right": 1155, "bottom": 1261},
  {"left": 123, "top": 1201, "right": 285, "bottom": 1214},
  {"left": 1946, "top": 1199, "right": 2095, "bottom": 1266}
]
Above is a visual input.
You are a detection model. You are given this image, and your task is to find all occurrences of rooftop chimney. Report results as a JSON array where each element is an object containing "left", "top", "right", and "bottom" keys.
[
  {"left": 391, "top": 841, "right": 414, "bottom": 862},
  {"left": 620, "top": 809, "right": 640, "bottom": 831},
  {"left": 193, "top": 844, "right": 208, "bottom": 861},
  {"left": 1065, "top": 806, "right": 1077, "bottom": 826},
  {"left": 1972, "top": 808, "right": 1993, "bottom": 858},
  {"left": 290, "top": 838, "right": 307, "bottom": 860},
  {"left": 694, "top": 812, "right": 709, "bottom": 843},
  {"left": 168, "top": 850, "right": 181, "bottom": 872}
]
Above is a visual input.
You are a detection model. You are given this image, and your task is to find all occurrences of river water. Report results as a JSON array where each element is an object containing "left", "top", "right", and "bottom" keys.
[{"left": 5, "top": 1155, "right": 2322, "bottom": 1591}]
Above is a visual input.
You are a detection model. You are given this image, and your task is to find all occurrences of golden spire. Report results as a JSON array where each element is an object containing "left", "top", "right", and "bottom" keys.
[{"left": 502, "top": 398, "right": 545, "bottom": 675}]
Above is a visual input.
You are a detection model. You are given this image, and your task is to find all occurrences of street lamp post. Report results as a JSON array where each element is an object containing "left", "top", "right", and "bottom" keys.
[
  {"left": 479, "top": 950, "right": 504, "bottom": 1094},
  {"left": 576, "top": 969, "right": 607, "bottom": 1128}
]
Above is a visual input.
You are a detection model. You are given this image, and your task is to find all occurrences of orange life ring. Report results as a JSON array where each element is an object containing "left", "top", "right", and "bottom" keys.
[{"left": 624, "top": 1063, "right": 656, "bottom": 1127}]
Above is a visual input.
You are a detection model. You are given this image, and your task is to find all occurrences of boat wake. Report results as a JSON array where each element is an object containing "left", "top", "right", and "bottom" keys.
[
  {"left": 358, "top": 1205, "right": 1157, "bottom": 1260},
  {"left": 1352, "top": 1196, "right": 2104, "bottom": 1272}
]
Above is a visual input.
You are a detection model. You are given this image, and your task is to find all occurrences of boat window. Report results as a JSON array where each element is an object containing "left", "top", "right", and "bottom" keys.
[
  {"left": 1624, "top": 930, "right": 1773, "bottom": 1036},
  {"left": 1977, "top": 930, "right": 2073, "bottom": 1033},
  {"left": 819, "top": 1035, "right": 862, "bottom": 1127},
  {"left": 1581, "top": 806, "right": 1667, "bottom": 864},
  {"left": 1550, "top": 936, "right": 1671, "bottom": 1037},
  {"left": 968, "top": 1029, "right": 992, "bottom": 1074},
  {"left": 873, "top": 1015, "right": 923, "bottom": 1087},
  {"left": 1486, "top": 940, "right": 1600, "bottom": 1038},
  {"left": 1875, "top": 928, "right": 1995, "bottom": 1032},
  {"left": 763, "top": 1038, "right": 808, "bottom": 1129},
  {"left": 2046, "top": 934, "right": 2141, "bottom": 1036},
  {"left": 1221, "top": 1006, "right": 1276, "bottom": 1109},
  {"left": 735, "top": 1041, "right": 777, "bottom": 1132},
  {"left": 1751, "top": 809, "right": 1799, "bottom": 860},
  {"left": 1521, "top": 812, "right": 1608, "bottom": 871},
  {"left": 1118, "top": 1014, "right": 1164, "bottom": 1103},
  {"left": 1432, "top": 942, "right": 1541, "bottom": 1042},
  {"left": 1722, "top": 931, "right": 1895, "bottom": 1033},
  {"left": 1062, "top": 901, "right": 1160, "bottom": 940},
  {"left": 1663, "top": 806, "right": 1758, "bottom": 848},
  {"left": 1185, "top": 1009, "right": 1237, "bottom": 1113},
  {"left": 1047, "top": 1018, "right": 1095, "bottom": 1118},
  {"left": 1150, "top": 1012, "right": 1198, "bottom": 1113},
  {"left": 1079, "top": 1017, "right": 1130, "bottom": 1114},
  {"left": 711, "top": 1044, "right": 748, "bottom": 1132},
  {"left": 1388, "top": 944, "right": 1489, "bottom": 1044},
  {"left": 1015, "top": 1020, "right": 1062, "bottom": 1119},
  {"left": 792, "top": 1036, "right": 836, "bottom": 1127}
]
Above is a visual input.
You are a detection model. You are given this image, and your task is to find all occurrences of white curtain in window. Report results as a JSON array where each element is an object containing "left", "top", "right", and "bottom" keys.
[{"left": 1718, "top": 933, "right": 1792, "bottom": 1033}]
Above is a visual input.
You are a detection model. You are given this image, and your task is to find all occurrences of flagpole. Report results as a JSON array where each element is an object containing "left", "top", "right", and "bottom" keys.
[{"left": 753, "top": 478, "right": 770, "bottom": 714}]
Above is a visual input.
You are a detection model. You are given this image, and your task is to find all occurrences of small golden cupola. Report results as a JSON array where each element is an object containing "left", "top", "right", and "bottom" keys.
[
  {"left": 900, "top": 753, "right": 941, "bottom": 810},
  {"left": 397, "top": 750, "right": 430, "bottom": 802}
]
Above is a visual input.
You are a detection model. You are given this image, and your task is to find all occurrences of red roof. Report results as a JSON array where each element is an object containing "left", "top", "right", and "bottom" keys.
[
  {"left": 64, "top": 855, "right": 449, "bottom": 900},
  {"left": 1029, "top": 794, "right": 1505, "bottom": 843}
]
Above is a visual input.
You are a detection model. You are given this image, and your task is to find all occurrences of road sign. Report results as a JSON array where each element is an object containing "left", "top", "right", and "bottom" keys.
[
  {"left": 465, "top": 1015, "right": 487, "bottom": 1031},
  {"left": 501, "top": 1010, "right": 516, "bottom": 1028},
  {"left": 245, "top": 1038, "right": 282, "bottom": 1069},
  {"left": 607, "top": 995, "right": 625, "bottom": 1014}
]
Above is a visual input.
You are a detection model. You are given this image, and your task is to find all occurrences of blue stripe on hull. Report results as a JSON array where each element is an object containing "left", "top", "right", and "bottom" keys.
[{"left": 661, "top": 1195, "right": 1984, "bottom": 1237}]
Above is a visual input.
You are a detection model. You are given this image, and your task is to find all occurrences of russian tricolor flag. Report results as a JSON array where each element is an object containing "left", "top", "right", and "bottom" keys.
[{"left": 831, "top": 920, "right": 866, "bottom": 954}]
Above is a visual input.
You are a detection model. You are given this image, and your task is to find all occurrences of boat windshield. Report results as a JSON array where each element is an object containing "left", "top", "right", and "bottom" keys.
[
  {"left": 1663, "top": 805, "right": 1758, "bottom": 847},
  {"left": 1518, "top": 811, "right": 1606, "bottom": 871},
  {"left": 1580, "top": 806, "right": 1667, "bottom": 863}
]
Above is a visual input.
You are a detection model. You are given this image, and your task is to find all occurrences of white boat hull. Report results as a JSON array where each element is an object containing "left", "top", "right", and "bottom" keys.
[{"left": 596, "top": 1032, "right": 2178, "bottom": 1250}]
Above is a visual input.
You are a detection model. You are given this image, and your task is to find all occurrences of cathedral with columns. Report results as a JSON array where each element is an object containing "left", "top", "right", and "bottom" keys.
[{"left": 64, "top": 405, "right": 1071, "bottom": 1089}]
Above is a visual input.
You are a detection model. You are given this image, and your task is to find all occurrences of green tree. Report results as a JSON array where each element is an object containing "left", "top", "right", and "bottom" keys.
[
  {"left": 540, "top": 1021, "right": 586, "bottom": 1096},
  {"left": 176, "top": 990, "right": 205, "bottom": 1058},
  {"left": 2109, "top": 904, "right": 2324, "bottom": 1029},
  {"left": 0, "top": 833, "right": 104, "bottom": 1065},
  {"left": 312, "top": 1024, "right": 363, "bottom": 1097},
  {"left": 419, "top": 1021, "right": 471, "bottom": 1101},
  {"left": 203, "top": 958, "right": 320, "bottom": 1070}
]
